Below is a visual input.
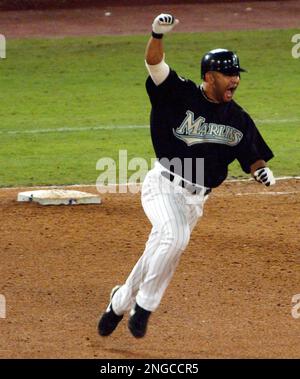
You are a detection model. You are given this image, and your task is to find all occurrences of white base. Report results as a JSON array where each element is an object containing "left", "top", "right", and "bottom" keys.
[{"left": 17, "top": 189, "right": 101, "bottom": 205}]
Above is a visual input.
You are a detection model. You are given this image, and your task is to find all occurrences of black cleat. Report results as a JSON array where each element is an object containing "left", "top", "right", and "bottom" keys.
[
  {"left": 128, "top": 303, "right": 151, "bottom": 338},
  {"left": 98, "top": 285, "right": 123, "bottom": 337}
]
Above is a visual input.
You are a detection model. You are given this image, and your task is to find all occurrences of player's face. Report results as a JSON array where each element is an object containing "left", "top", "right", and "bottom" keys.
[{"left": 211, "top": 72, "right": 240, "bottom": 103}]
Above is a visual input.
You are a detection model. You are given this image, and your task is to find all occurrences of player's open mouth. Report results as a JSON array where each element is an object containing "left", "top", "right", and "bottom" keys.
[
  {"left": 228, "top": 85, "right": 237, "bottom": 92},
  {"left": 225, "top": 86, "right": 237, "bottom": 100}
]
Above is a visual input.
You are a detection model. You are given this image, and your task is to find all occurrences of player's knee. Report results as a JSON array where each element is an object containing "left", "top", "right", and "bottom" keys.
[{"left": 162, "top": 221, "right": 190, "bottom": 252}]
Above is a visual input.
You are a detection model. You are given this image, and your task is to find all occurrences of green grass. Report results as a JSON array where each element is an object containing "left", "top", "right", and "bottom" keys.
[{"left": 0, "top": 29, "right": 299, "bottom": 186}]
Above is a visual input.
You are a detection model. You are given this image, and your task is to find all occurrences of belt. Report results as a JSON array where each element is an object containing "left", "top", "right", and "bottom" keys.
[{"left": 161, "top": 171, "right": 211, "bottom": 196}]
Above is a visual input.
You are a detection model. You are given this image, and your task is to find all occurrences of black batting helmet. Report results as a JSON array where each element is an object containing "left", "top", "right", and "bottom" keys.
[{"left": 201, "top": 48, "right": 246, "bottom": 79}]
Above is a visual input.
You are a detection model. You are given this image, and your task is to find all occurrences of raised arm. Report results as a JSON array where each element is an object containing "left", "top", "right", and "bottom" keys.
[
  {"left": 145, "top": 14, "right": 179, "bottom": 86},
  {"left": 145, "top": 37, "right": 164, "bottom": 65}
]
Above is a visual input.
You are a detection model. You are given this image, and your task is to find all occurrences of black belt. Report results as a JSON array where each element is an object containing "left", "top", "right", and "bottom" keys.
[{"left": 161, "top": 171, "right": 211, "bottom": 196}]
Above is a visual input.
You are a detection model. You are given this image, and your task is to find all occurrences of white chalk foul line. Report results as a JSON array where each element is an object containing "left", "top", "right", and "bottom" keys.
[
  {"left": 0, "top": 118, "right": 299, "bottom": 135},
  {"left": 225, "top": 176, "right": 300, "bottom": 182},
  {"left": 0, "top": 125, "right": 148, "bottom": 135},
  {"left": 235, "top": 191, "right": 300, "bottom": 196},
  {"left": 1, "top": 177, "right": 300, "bottom": 198},
  {"left": 256, "top": 118, "right": 300, "bottom": 124}
]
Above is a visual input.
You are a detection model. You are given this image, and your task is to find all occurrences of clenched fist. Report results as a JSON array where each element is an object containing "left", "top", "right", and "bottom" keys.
[
  {"left": 152, "top": 13, "right": 179, "bottom": 35},
  {"left": 254, "top": 167, "right": 276, "bottom": 186}
]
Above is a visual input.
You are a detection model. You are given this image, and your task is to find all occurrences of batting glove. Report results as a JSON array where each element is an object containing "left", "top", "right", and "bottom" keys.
[
  {"left": 254, "top": 167, "right": 276, "bottom": 186},
  {"left": 152, "top": 14, "right": 179, "bottom": 35}
]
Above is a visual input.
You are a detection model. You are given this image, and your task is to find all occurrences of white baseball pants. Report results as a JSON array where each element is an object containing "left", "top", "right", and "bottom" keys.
[{"left": 112, "top": 161, "right": 209, "bottom": 314}]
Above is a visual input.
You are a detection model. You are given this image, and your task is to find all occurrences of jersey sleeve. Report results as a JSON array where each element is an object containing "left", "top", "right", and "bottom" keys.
[
  {"left": 145, "top": 69, "right": 189, "bottom": 107},
  {"left": 236, "top": 114, "right": 274, "bottom": 174}
]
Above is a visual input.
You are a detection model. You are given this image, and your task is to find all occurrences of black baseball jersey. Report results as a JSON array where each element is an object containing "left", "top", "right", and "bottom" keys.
[{"left": 146, "top": 69, "right": 274, "bottom": 188}]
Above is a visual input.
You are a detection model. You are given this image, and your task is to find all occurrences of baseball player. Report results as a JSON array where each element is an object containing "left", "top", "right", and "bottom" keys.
[{"left": 98, "top": 14, "right": 275, "bottom": 338}]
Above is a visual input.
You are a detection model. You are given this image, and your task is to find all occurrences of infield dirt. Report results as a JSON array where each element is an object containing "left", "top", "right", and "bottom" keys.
[{"left": 0, "top": 179, "right": 299, "bottom": 358}]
